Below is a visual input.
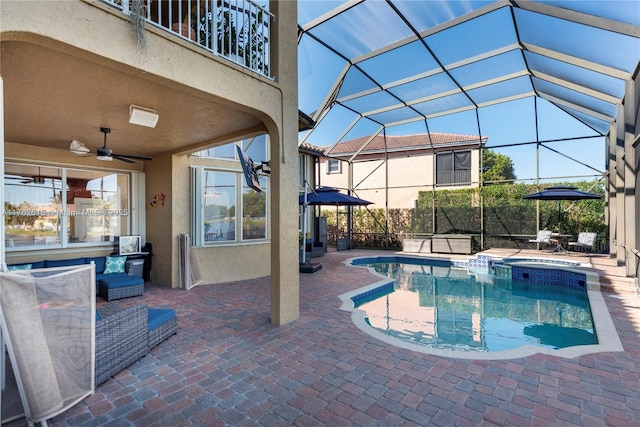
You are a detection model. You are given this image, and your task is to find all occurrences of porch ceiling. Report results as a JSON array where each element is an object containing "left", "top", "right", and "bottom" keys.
[{"left": 1, "top": 40, "right": 263, "bottom": 160}]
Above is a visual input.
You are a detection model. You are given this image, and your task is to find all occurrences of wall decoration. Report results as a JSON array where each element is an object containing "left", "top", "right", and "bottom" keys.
[{"left": 149, "top": 193, "right": 166, "bottom": 208}]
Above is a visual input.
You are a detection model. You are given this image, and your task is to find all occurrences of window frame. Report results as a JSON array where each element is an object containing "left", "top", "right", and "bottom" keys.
[
  {"left": 3, "top": 162, "right": 134, "bottom": 252},
  {"left": 190, "top": 137, "right": 270, "bottom": 246},
  {"left": 326, "top": 158, "right": 341, "bottom": 174},
  {"left": 435, "top": 150, "right": 472, "bottom": 187}
]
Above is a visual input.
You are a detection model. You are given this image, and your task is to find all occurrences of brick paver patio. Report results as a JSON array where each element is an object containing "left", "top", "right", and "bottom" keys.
[{"left": 5, "top": 249, "right": 640, "bottom": 426}]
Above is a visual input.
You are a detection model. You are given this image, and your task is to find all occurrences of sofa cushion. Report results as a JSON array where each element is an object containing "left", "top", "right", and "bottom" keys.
[
  {"left": 104, "top": 256, "right": 126, "bottom": 274},
  {"left": 147, "top": 308, "right": 176, "bottom": 332},
  {"left": 45, "top": 258, "right": 86, "bottom": 268},
  {"left": 96, "top": 272, "right": 128, "bottom": 283},
  {"left": 86, "top": 256, "right": 107, "bottom": 274},
  {"left": 99, "top": 275, "right": 143, "bottom": 289},
  {"left": 7, "top": 263, "right": 32, "bottom": 271}
]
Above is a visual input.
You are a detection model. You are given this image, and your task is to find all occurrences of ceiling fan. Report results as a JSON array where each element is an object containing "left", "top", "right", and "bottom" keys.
[
  {"left": 4, "top": 174, "right": 34, "bottom": 184},
  {"left": 71, "top": 127, "right": 152, "bottom": 163},
  {"left": 96, "top": 127, "right": 152, "bottom": 163}
]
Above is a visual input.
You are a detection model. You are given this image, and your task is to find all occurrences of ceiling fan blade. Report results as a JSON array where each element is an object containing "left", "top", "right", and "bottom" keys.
[
  {"left": 4, "top": 175, "right": 34, "bottom": 184},
  {"left": 95, "top": 128, "right": 152, "bottom": 163},
  {"left": 112, "top": 153, "right": 153, "bottom": 161},
  {"left": 111, "top": 154, "right": 137, "bottom": 164}
]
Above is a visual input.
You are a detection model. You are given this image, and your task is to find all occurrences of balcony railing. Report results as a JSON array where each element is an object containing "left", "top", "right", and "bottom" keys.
[
  {"left": 436, "top": 170, "right": 472, "bottom": 186},
  {"left": 102, "top": 0, "right": 273, "bottom": 78}
]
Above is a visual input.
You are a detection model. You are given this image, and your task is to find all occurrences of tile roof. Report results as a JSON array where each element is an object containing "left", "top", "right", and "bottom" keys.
[
  {"left": 326, "top": 133, "right": 486, "bottom": 157},
  {"left": 299, "top": 141, "right": 325, "bottom": 155}
]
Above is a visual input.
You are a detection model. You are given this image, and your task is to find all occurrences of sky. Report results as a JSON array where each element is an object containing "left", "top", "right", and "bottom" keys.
[{"left": 296, "top": 0, "right": 639, "bottom": 185}]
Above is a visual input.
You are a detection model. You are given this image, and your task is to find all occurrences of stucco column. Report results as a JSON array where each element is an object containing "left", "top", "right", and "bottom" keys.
[
  {"left": 615, "top": 106, "right": 625, "bottom": 267},
  {"left": 624, "top": 75, "right": 638, "bottom": 277},
  {"left": 269, "top": 0, "right": 299, "bottom": 325}
]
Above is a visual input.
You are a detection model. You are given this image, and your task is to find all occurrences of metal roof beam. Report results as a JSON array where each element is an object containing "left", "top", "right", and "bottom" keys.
[
  {"left": 511, "top": 0, "right": 640, "bottom": 38},
  {"left": 339, "top": 43, "right": 524, "bottom": 104},
  {"left": 352, "top": 1, "right": 511, "bottom": 64},
  {"left": 348, "top": 128, "right": 384, "bottom": 163},
  {"left": 531, "top": 70, "right": 621, "bottom": 104},
  {"left": 322, "top": 115, "right": 362, "bottom": 156},
  {"left": 300, "top": 0, "right": 366, "bottom": 33},
  {"left": 538, "top": 91, "right": 613, "bottom": 122},
  {"left": 376, "top": 92, "right": 537, "bottom": 128},
  {"left": 522, "top": 42, "right": 632, "bottom": 80},
  {"left": 356, "top": 70, "right": 531, "bottom": 117}
]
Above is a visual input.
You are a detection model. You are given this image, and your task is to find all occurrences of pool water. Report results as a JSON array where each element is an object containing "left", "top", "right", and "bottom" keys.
[{"left": 352, "top": 260, "right": 597, "bottom": 353}]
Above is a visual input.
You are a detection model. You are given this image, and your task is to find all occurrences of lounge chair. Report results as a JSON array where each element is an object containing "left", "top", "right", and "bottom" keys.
[
  {"left": 529, "top": 230, "right": 552, "bottom": 250},
  {"left": 568, "top": 232, "right": 597, "bottom": 253}
]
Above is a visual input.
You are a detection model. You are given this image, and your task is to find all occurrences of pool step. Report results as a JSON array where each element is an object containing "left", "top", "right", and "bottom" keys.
[{"left": 598, "top": 275, "right": 639, "bottom": 294}]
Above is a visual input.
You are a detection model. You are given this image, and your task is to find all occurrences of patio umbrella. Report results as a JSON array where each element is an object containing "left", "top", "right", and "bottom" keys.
[
  {"left": 298, "top": 186, "right": 372, "bottom": 206},
  {"left": 523, "top": 185, "right": 602, "bottom": 201},
  {"left": 523, "top": 185, "right": 602, "bottom": 223},
  {"left": 299, "top": 187, "right": 371, "bottom": 260}
]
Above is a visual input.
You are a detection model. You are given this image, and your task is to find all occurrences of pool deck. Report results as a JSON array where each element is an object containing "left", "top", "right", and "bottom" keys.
[{"left": 4, "top": 248, "right": 640, "bottom": 426}]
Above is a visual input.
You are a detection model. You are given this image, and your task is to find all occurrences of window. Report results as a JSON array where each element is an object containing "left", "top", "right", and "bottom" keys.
[
  {"left": 436, "top": 151, "right": 471, "bottom": 186},
  {"left": 191, "top": 136, "right": 269, "bottom": 245},
  {"left": 326, "top": 158, "right": 341, "bottom": 174},
  {"left": 203, "top": 171, "right": 237, "bottom": 242},
  {"left": 191, "top": 135, "right": 268, "bottom": 162},
  {"left": 242, "top": 181, "right": 267, "bottom": 240},
  {"left": 298, "top": 155, "right": 304, "bottom": 187},
  {"left": 4, "top": 163, "right": 130, "bottom": 249},
  {"left": 191, "top": 144, "right": 236, "bottom": 159}
]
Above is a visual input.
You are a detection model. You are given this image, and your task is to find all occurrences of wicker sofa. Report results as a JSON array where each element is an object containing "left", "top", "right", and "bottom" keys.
[
  {"left": 95, "top": 304, "right": 178, "bottom": 385},
  {"left": 8, "top": 256, "right": 145, "bottom": 301}
]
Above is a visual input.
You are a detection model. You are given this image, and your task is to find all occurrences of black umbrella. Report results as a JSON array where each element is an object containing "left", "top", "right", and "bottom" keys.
[
  {"left": 298, "top": 186, "right": 372, "bottom": 206},
  {"left": 523, "top": 186, "right": 602, "bottom": 252},
  {"left": 523, "top": 185, "right": 602, "bottom": 224},
  {"left": 523, "top": 186, "right": 602, "bottom": 201},
  {"left": 299, "top": 187, "right": 371, "bottom": 261}
]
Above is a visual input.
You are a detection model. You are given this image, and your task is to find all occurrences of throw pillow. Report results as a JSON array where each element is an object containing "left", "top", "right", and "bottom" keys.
[
  {"left": 7, "top": 264, "right": 32, "bottom": 271},
  {"left": 104, "top": 256, "right": 126, "bottom": 274}
]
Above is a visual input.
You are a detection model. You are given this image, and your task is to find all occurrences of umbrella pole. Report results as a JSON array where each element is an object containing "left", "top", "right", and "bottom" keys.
[{"left": 301, "top": 181, "right": 308, "bottom": 265}]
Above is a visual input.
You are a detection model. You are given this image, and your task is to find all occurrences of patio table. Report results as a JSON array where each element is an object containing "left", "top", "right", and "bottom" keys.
[{"left": 550, "top": 233, "right": 572, "bottom": 252}]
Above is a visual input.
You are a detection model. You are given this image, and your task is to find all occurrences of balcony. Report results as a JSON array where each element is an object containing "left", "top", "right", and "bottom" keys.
[
  {"left": 436, "top": 170, "right": 472, "bottom": 187},
  {"left": 102, "top": 0, "right": 272, "bottom": 78}
]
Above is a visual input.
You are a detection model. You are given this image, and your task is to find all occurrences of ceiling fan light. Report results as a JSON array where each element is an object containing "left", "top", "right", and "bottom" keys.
[
  {"left": 129, "top": 105, "right": 159, "bottom": 128},
  {"left": 96, "top": 154, "right": 113, "bottom": 161},
  {"left": 70, "top": 139, "right": 90, "bottom": 155}
]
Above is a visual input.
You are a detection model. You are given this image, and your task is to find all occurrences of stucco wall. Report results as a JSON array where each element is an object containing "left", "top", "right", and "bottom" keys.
[
  {"left": 164, "top": 154, "right": 271, "bottom": 288},
  {"left": 321, "top": 149, "right": 481, "bottom": 209}
]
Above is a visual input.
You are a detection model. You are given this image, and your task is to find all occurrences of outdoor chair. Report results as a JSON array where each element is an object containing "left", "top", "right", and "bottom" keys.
[
  {"left": 568, "top": 232, "right": 597, "bottom": 253},
  {"left": 529, "top": 230, "right": 552, "bottom": 250}
]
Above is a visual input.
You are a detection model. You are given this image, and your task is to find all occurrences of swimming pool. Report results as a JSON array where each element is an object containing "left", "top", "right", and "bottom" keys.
[{"left": 340, "top": 255, "right": 624, "bottom": 360}]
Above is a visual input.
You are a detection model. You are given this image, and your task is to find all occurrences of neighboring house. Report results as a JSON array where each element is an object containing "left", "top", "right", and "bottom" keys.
[
  {"left": 320, "top": 133, "right": 487, "bottom": 209},
  {"left": 1, "top": 0, "right": 301, "bottom": 324}
]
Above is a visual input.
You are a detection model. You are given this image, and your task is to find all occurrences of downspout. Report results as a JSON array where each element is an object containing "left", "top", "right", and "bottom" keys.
[
  {"left": 383, "top": 128, "right": 389, "bottom": 248},
  {"left": 423, "top": 119, "right": 436, "bottom": 235},
  {"left": 535, "top": 98, "right": 541, "bottom": 234},
  {"left": 475, "top": 109, "right": 485, "bottom": 250}
]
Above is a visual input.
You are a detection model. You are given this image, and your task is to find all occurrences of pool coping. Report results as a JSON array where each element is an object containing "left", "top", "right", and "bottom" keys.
[{"left": 339, "top": 255, "right": 624, "bottom": 360}]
